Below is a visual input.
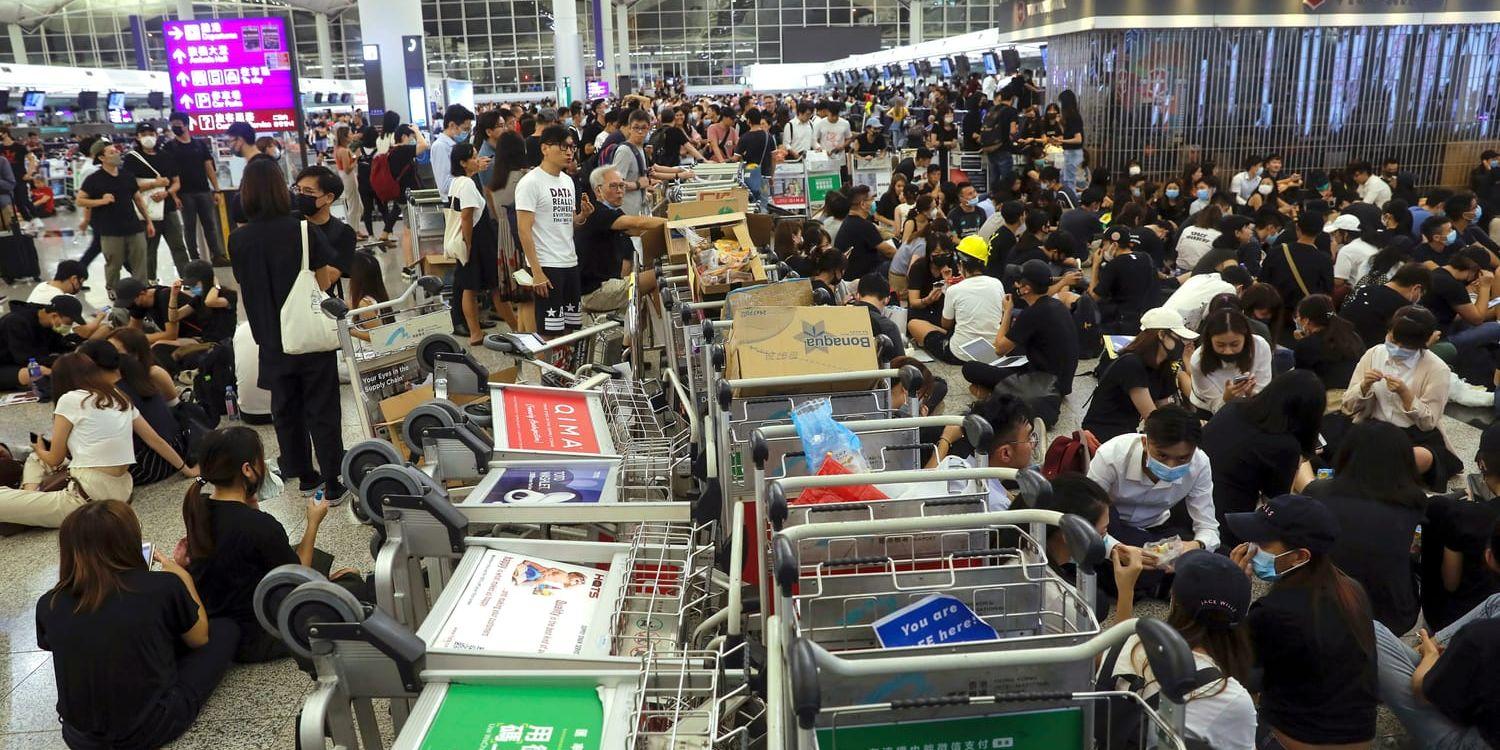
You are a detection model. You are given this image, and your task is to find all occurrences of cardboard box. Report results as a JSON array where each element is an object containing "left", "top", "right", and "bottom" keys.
[
  {"left": 675, "top": 213, "right": 767, "bottom": 298},
  {"left": 725, "top": 279, "right": 813, "bottom": 318},
  {"left": 727, "top": 306, "right": 880, "bottom": 396},
  {"left": 663, "top": 189, "right": 749, "bottom": 221}
]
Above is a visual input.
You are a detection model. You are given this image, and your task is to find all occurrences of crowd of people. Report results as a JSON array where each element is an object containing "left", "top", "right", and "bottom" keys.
[{"left": 5, "top": 72, "right": 1500, "bottom": 750}]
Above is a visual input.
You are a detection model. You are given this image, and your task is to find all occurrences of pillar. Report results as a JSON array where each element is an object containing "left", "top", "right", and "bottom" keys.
[
  {"left": 615, "top": 2, "right": 630, "bottom": 89},
  {"left": 355, "top": 0, "right": 425, "bottom": 121},
  {"left": 553, "top": 0, "right": 585, "bottom": 105},
  {"left": 598, "top": 0, "right": 616, "bottom": 89},
  {"left": 909, "top": 0, "right": 922, "bottom": 46},
  {"left": 175, "top": 0, "right": 194, "bottom": 21},
  {"left": 315, "top": 13, "right": 334, "bottom": 79},
  {"left": 6, "top": 24, "right": 26, "bottom": 64}
]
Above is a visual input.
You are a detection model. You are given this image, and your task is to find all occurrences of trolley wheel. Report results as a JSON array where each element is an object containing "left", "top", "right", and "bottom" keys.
[
  {"left": 461, "top": 401, "right": 492, "bottom": 428},
  {"left": 340, "top": 440, "right": 404, "bottom": 505},
  {"left": 400, "top": 401, "right": 461, "bottom": 454},
  {"left": 276, "top": 581, "right": 367, "bottom": 659},
  {"left": 358, "top": 464, "right": 432, "bottom": 525},
  {"left": 369, "top": 526, "right": 387, "bottom": 559},
  {"left": 253, "top": 565, "right": 325, "bottom": 639},
  {"left": 415, "top": 334, "right": 465, "bottom": 375},
  {"left": 710, "top": 343, "right": 726, "bottom": 370}
]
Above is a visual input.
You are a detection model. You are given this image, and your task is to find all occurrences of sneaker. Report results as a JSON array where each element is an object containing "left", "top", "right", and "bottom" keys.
[
  {"left": 323, "top": 483, "right": 349, "bottom": 506},
  {"left": 298, "top": 477, "right": 322, "bottom": 496}
]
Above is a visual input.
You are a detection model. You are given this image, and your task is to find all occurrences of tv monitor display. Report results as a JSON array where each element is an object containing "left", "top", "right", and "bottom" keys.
[
  {"left": 106, "top": 91, "right": 125, "bottom": 110},
  {"left": 954, "top": 55, "right": 970, "bottom": 76},
  {"left": 939, "top": 58, "right": 954, "bottom": 78},
  {"left": 147, "top": 91, "right": 164, "bottom": 108},
  {"left": 907, "top": 62, "right": 920, "bottom": 78},
  {"left": 983, "top": 51, "right": 1001, "bottom": 75},
  {"left": 918, "top": 59, "right": 932, "bottom": 76},
  {"left": 0, "top": 91, "right": 8, "bottom": 112},
  {"left": 1002, "top": 48, "right": 1022, "bottom": 74},
  {"left": 21, "top": 91, "right": 44, "bottom": 110},
  {"left": 77, "top": 91, "right": 98, "bottom": 109}
]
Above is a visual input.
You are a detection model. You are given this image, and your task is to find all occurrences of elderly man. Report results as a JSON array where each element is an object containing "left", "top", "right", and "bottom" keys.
[{"left": 576, "top": 166, "right": 664, "bottom": 318}]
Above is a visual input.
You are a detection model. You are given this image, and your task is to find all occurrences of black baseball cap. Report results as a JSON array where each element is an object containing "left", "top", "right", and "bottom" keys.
[
  {"left": 1479, "top": 421, "right": 1500, "bottom": 462},
  {"left": 1171, "top": 550, "right": 1251, "bottom": 628},
  {"left": 114, "top": 277, "right": 149, "bottom": 305},
  {"left": 43, "top": 294, "right": 83, "bottom": 323},
  {"left": 1102, "top": 226, "right": 1137, "bottom": 246},
  {"left": 1225, "top": 494, "right": 1341, "bottom": 555},
  {"left": 1018, "top": 259, "right": 1052, "bottom": 293}
]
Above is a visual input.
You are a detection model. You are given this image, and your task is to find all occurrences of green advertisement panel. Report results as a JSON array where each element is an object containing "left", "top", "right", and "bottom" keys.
[
  {"left": 814, "top": 707, "right": 1082, "bottom": 750},
  {"left": 808, "top": 172, "right": 844, "bottom": 204},
  {"left": 418, "top": 682, "right": 603, "bottom": 750}
]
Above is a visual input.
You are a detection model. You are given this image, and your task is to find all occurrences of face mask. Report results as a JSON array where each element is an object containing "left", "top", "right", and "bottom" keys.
[
  {"left": 171, "top": 125, "right": 186, "bottom": 136},
  {"left": 268, "top": 149, "right": 281, "bottom": 159},
  {"left": 188, "top": 284, "right": 205, "bottom": 297},
  {"left": 1491, "top": 160, "right": 1499, "bottom": 169},
  {"left": 140, "top": 136, "right": 157, "bottom": 150},
  {"left": 1446, "top": 229, "right": 1459, "bottom": 244},
  {"left": 455, "top": 130, "right": 470, "bottom": 143},
  {"left": 1145, "top": 454, "right": 1192, "bottom": 483},
  {"left": 1385, "top": 342, "right": 1419, "bottom": 364},
  {"left": 1130, "top": 187, "right": 1141, "bottom": 197},
  {"left": 1265, "top": 230, "right": 1281, "bottom": 246},
  {"left": 1165, "top": 188, "right": 1180, "bottom": 200},
  {"left": 1195, "top": 188, "right": 1211, "bottom": 201},
  {"left": 1293, "top": 318, "right": 1306, "bottom": 335},
  {"left": 1257, "top": 184, "right": 1273, "bottom": 195},
  {"left": 1128, "top": 165, "right": 1141, "bottom": 176},
  {"left": 295, "top": 194, "right": 323, "bottom": 216},
  {"left": 1252, "top": 548, "right": 1307, "bottom": 582},
  {"left": 1477, "top": 206, "right": 1485, "bottom": 221},
  {"left": 967, "top": 197, "right": 980, "bottom": 207},
  {"left": 1035, "top": 159, "right": 1048, "bottom": 169},
  {"left": 1251, "top": 167, "right": 1262, "bottom": 177},
  {"left": 52, "top": 323, "right": 72, "bottom": 335}
]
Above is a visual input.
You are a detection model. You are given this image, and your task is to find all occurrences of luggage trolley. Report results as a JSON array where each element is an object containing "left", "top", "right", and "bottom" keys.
[
  {"left": 404, "top": 188, "right": 448, "bottom": 273},
  {"left": 486, "top": 320, "right": 628, "bottom": 388},
  {"left": 764, "top": 509, "right": 1195, "bottom": 750}
]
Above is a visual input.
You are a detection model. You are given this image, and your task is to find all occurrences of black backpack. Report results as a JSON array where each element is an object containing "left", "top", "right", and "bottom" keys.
[
  {"left": 1093, "top": 639, "right": 1220, "bottom": 750},
  {"left": 187, "top": 342, "right": 236, "bottom": 424},
  {"left": 1071, "top": 293, "right": 1104, "bottom": 359}
]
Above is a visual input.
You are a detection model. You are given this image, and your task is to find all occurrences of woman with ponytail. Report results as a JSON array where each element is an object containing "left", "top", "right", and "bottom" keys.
[
  {"left": 181, "top": 426, "right": 361, "bottom": 663},
  {"left": 78, "top": 339, "right": 182, "bottom": 486},
  {"left": 1293, "top": 294, "right": 1366, "bottom": 392},
  {"left": 37, "top": 500, "right": 237, "bottom": 749}
]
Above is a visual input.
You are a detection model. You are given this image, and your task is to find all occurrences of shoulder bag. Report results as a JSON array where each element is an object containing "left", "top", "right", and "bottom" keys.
[
  {"left": 127, "top": 151, "right": 167, "bottom": 221},
  {"left": 279, "top": 220, "right": 341, "bottom": 354},
  {"left": 442, "top": 179, "right": 473, "bottom": 265}
]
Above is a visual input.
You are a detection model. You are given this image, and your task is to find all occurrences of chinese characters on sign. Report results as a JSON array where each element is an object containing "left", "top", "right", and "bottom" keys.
[{"left": 164, "top": 17, "right": 299, "bottom": 133}]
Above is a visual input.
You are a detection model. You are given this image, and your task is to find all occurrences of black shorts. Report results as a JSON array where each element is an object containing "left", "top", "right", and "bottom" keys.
[
  {"left": 0, "top": 364, "right": 25, "bottom": 390},
  {"left": 919, "top": 331, "right": 961, "bottom": 365},
  {"left": 538, "top": 266, "right": 583, "bottom": 335}
]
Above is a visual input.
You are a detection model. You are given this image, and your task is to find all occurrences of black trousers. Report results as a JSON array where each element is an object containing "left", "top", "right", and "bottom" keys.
[
  {"left": 264, "top": 351, "right": 345, "bottom": 495},
  {"left": 359, "top": 185, "right": 397, "bottom": 236},
  {"left": 61, "top": 618, "right": 240, "bottom": 750}
]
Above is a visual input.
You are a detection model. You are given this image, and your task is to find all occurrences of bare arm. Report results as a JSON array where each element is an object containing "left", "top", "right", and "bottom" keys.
[{"left": 132, "top": 414, "right": 192, "bottom": 473}]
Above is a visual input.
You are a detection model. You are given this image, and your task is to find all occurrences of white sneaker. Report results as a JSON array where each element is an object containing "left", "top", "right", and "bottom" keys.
[{"left": 29, "top": 218, "right": 45, "bottom": 231}]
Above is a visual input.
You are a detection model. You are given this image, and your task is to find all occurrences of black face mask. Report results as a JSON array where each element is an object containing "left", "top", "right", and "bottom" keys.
[
  {"left": 171, "top": 125, "right": 186, "bottom": 136},
  {"left": 295, "top": 194, "right": 322, "bottom": 217}
]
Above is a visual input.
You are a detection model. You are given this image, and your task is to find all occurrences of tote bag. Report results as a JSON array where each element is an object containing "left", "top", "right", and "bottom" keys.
[
  {"left": 442, "top": 189, "right": 471, "bottom": 265},
  {"left": 128, "top": 152, "right": 167, "bottom": 221},
  {"left": 279, "top": 220, "right": 341, "bottom": 354}
]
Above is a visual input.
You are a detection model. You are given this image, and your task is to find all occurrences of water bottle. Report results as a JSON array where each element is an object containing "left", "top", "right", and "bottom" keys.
[
  {"left": 434, "top": 373, "right": 448, "bottom": 401},
  {"left": 26, "top": 358, "right": 42, "bottom": 398},
  {"left": 224, "top": 385, "right": 239, "bottom": 421}
]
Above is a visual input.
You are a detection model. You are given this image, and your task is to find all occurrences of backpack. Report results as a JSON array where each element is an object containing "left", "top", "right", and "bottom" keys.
[
  {"left": 188, "top": 342, "right": 236, "bottom": 425},
  {"left": 1071, "top": 293, "right": 1104, "bottom": 359},
  {"left": 172, "top": 400, "right": 216, "bottom": 463},
  {"left": 1041, "top": 430, "right": 1091, "bottom": 479},
  {"left": 1093, "top": 639, "right": 1220, "bottom": 750},
  {"left": 370, "top": 151, "right": 406, "bottom": 203}
]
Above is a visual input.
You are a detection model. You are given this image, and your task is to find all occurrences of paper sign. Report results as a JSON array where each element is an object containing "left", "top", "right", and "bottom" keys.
[
  {"left": 476, "top": 464, "right": 609, "bottom": 505},
  {"left": 418, "top": 682, "right": 603, "bottom": 750},
  {"left": 432, "top": 550, "right": 605, "bottom": 654},
  {"left": 364, "top": 310, "right": 454, "bottom": 355},
  {"left": 501, "top": 388, "right": 601, "bottom": 454},
  {"left": 815, "top": 707, "right": 1083, "bottom": 750},
  {"left": 872, "top": 593, "right": 998, "bottom": 648},
  {"left": 165, "top": 17, "right": 299, "bottom": 132}
]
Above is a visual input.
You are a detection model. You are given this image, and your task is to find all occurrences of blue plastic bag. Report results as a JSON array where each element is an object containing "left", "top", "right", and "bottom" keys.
[{"left": 790, "top": 398, "right": 869, "bottom": 474}]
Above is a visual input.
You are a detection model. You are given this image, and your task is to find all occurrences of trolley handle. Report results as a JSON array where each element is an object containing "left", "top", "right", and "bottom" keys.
[
  {"left": 751, "top": 412, "right": 992, "bottom": 453},
  {"left": 791, "top": 635, "right": 821, "bottom": 731},
  {"left": 483, "top": 319, "right": 621, "bottom": 356},
  {"left": 345, "top": 275, "right": 445, "bottom": 320},
  {"left": 719, "top": 368, "right": 901, "bottom": 411}
]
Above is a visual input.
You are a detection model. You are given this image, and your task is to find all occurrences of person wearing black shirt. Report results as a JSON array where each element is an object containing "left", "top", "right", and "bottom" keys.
[
  {"left": 654, "top": 107, "right": 704, "bottom": 167},
  {"left": 37, "top": 500, "right": 237, "bottom": 749},
  {"left": 230, "top": 159, "right": 347, "bottom": 500},
  {"left": 1374, "top": 515, "right": 1500, "bottom": 750},
  {"left": 905, "top": 248, "right": 951, "bottom": 326},
  {"left": 166, "top": 259, "right": 237, "bottom": 351},
  {"left": 835, "top": 185, "right": 897, "bottom": 279},
  {"left": 161, "top": 112, "right": 225, "bottom": 264},
  {"left": 979, "top": 260, "right": 1079, "bottom": 396},
  {"left": 1342, "top": 261, "right": 1428, "bottom": 348},
  {"left": 126, "top": 124, "right": 190, "bottom": 279},
  {"left": 0, "top": 296, "right": 81, "bottom": 391},
  {"left": 1227, "top": 496, "right": 1379, "bottom": 749},
  {"left": 982, "top": 89, "right": 1018, "bottom": 187},
  {"left": 1259, "top": 211, "right": 1334, "bottom": 323},
  {"left": 294, "top": 165, "right": 358, "bottom": 287},
  {"left": 736, "top": 110, "right": 778, "bottom": 210},
  {"left": 576, "top": 166, "right": 665, "bottom": 317},
  {"left": 183, "top": 426, "right": 364, "bottom": 663},
  {"left": 384, "top": 125, "right": 428, "bottom": 274},
  {"left": 579, "top": 101, "right": 606, "bottom": 160},
  {"left": 894, "top": 147, "right": 932, "bottom": 185},
  {"left": 1088, "top": 226, "right": 1156, "bottom": 334},
  {"left": 1081, "top": 309, "right": 1193, "bottom": 442},
  {"left": 852, "top": 273, "right": 904, "bottom": 359},
  {"left": 947, "top": 182, "right": 987, "bottom": 238},
  {"left": 79, "top": 141, "right": 154, "bottom": 298},
  {"left": 113, "top": 277, "right": 185, "bottom": 345},
  {"left": 1057, "top": 187, "right": 1104, "bottom": 249},
  {"left": 852, "top": 116, "right": 884, "bottom": 156}
]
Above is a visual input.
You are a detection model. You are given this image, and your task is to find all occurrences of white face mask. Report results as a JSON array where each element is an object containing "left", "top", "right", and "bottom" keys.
[
  {"left": 1127, "top": 165, "right": 1141, "bottom": 176},
  {"left": 140, "top": 136, "right": 157, "bottom": 150},
  {"left": 1258, "top": 184, "right": 1273, "bottom": 195}
]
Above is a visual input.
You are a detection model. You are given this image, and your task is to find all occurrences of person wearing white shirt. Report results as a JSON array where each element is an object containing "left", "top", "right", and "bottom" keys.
[
  {"left": 1352, "top": 160, "right": 1391, "bottom": 207},
  {"left": 906, "top": 236, "right": 1006, "bottom": 364},
  {"left": 1165, "top": 264, "right": 1254, "bottom": 330},
  {"left": 1175, "top": 219, "right": 1222, "bottom": 273},
  {"left": 1228, "top": 155, "right": 1264, "bottom": 206},
  {"left": 1086, "top": 405, "right": 1220, "bottom": 561},
  {"left": 812, "top": 103, "right": 853, "bottom": 154},
  {"left": 931, "top": 393, "right": 1039, "bottom": 511},
  {"left": 428, "top": 104, "right": 482, "bottom": 202},
  {"left": 1188, "top": 308, "right": 1274, "bottom": 414},
  {"left": 516, "top": 125, "right": 595, "bottom": 338},
  {"left": 1327, "top": 213, "right": 1380, "bottom": 289},
  {"left": 782, "top": 102, "right": 816, "bottom": 158},
  {"left": 1101, "top": 550, "right": 1258, "bottom": 750}
]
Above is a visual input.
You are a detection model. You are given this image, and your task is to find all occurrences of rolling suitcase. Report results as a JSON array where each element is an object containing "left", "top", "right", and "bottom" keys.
[{"left": 0, "top": 224, "right": 41, "bottom": 284}]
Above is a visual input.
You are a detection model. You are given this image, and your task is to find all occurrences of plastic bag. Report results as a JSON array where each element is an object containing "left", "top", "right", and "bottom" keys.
[
  {"left": 790, "top": 398, "right": 869, "bottom": 474},
  {"left": 1145, "top": 535, "right": 1188, "bottom": 569},
  {"left": 792, "top": 456, "right": 888, "bottom": 505}
]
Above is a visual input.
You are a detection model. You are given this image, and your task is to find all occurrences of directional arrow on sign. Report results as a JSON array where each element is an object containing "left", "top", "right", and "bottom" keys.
[
  {"left": 179, "top": 94, "right": 193, "bottom": 109},
  {"left": 168, "top": 25, "right": 182, "bottom": 40},
  {"left": 176, "top": 72, "right": 189, "bottom": 86},
  {"left": 172, "top": 48, "right": 186, "bottom": 63}
]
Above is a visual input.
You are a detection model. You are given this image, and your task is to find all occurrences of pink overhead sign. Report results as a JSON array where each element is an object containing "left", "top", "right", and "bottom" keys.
[{"left": 164, "top": 17, "right": 300, "bottom": 132}]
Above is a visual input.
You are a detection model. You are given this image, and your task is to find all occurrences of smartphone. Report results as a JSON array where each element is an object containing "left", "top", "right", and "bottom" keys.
[
  {"left": 29, "top": 432, "right": 50, "bottom": 450},
  {"left": 141, "top": 542, "right": 154, "bottom": 566},
  {"left": 1231, "top": 374, "right": 1252, "bottom": 385}
]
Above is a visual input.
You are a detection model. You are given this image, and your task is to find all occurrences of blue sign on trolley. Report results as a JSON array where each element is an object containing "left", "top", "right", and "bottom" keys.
[{"left": 871, "top": 594, "right": 998, "bottom": 648}]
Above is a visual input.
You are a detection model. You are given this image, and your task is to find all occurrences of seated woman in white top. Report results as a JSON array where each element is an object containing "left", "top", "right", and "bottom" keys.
[
  {"left": 1101, "top": 550, "right": 1257, "bottom": 750},
  {"left": 0, "top": 352, "right": 195, "bottom": 528},
  {"left": 1188, "top": 308, "right": 1273, "bottom": 414}
]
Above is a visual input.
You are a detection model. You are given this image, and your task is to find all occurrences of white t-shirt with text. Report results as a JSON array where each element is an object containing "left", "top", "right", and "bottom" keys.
[{"left": 515, "top": 167, "right": 578, "bottom": 268}]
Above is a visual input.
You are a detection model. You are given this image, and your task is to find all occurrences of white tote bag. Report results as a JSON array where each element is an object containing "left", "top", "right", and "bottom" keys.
[
  {"left": 128, "top": 152, "right": 167, "bottom": 222},
  {"left": 442, "top": 203, "right": 470, "bottom": 264},
  {"left": 279, "top": 220, "right": 341, "bottom": 354}
]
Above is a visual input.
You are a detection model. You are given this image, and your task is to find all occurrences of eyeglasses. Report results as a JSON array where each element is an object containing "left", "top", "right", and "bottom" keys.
[
  {"left": 604, "top": 181, "right": 627, "bottom": 190},
  {"left": 547, "top": 142, "right": 577, "bottom": 151}
]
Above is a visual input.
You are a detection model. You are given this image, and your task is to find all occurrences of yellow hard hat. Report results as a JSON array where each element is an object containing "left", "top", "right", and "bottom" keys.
[{"left": 956, "top": 234, "right": 990, "bottom": 265}]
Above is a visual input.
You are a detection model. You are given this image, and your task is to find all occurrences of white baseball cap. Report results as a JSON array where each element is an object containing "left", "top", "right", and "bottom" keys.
[
  {"left": 1140, "top": 307, "right": 1200, "bottom": 339},
  {"left": 1323, "top": 214, "right": 1362, "bottom": 233}
]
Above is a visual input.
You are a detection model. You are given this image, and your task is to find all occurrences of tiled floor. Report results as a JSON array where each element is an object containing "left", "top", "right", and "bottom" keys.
[{"left": 0, "top": 211, "right": 1480, "bottom": 748}]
